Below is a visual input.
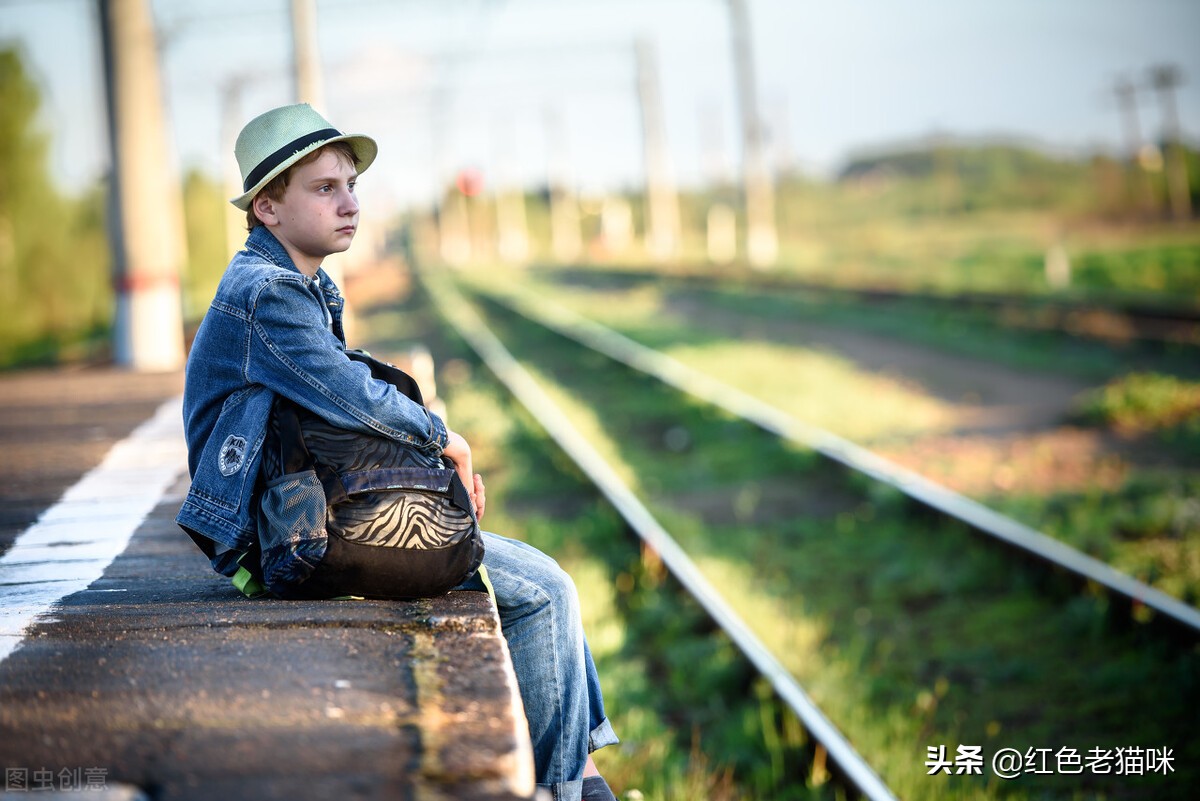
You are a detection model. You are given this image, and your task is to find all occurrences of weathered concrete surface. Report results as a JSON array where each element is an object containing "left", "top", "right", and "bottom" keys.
[
  {"left": 0, "top": 367, "right": 536, "bottom": 800},
  {"left": 0, "top": 366, "right": 184, "bottom": 552}
]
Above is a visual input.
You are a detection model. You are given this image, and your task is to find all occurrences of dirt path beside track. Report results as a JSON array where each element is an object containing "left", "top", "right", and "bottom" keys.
[{"left": 661, "top": 292, "right": 1152, "bottom": 498}]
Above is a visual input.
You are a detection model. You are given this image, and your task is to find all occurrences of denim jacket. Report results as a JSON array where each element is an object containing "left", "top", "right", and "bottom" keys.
[{"left": 176, "top": 226, "right": 448, "bottom": 574}]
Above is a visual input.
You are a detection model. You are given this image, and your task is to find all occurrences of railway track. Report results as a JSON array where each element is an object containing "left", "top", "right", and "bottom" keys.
[
  {"left": 416, "top": 265, "right": 1198, "bottom": 800},
  {"left": 419, "top": 268, "right": 899, "bottom": 801},
  {"left": 457, "top": 277, "right": 1200, "bottom": 639},
  {"left": 544, "top": 264, "right": 1200, "bottom": 349}
]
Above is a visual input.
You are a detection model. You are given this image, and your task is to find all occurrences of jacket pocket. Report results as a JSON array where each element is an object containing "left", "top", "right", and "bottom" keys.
[{"left": 188, "top": 387, "right": 270, "bottom": 513}]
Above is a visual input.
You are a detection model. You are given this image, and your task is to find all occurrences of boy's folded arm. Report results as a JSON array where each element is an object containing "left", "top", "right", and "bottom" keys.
[{"left": 246, "top": 277, "right": 448, "bottom": 454}]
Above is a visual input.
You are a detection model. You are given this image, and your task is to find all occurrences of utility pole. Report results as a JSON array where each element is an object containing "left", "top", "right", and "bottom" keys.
[
  {"left": 430, "top": 92, "right": 469, "bottom": 264},
  {"left": 493, "top": 116, "right": 530, "bottom": 263},
  {"left": 98, "top": 0, "right": 186, "bottom": 371},
  {"left": 290, "top": 0, "right": 324, "bottom": 111},
  {"left": 220, "top": 77, "right": 248, "bottom": 259},
  {"left": 289, "top": 0, "right": 360, "bottom": 335},
  {"left": 634, "top": 38, "right": 682, "bottom": 262},
  {"left": 771, "top": 93, "right": 794, "bottom": 178},
  {"left": 1112, "top": 76, "right": 1157, "bottom": 217},
  {"left": 1149, "top": 64, "right": 1192, "bottom": 222},
  {"left": 727, "top": 0, "right": 777, "bottom": 267},
  {"left": 697, "top": 99, "right": 731, "bottom": 187},
  {"left": 544, "top": 107, "right": 581, "bottom": 264}
]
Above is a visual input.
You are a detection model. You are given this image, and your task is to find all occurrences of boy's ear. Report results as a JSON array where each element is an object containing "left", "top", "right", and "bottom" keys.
[{"left": 251, "top": 194, "right": 279, "bottom": 227}]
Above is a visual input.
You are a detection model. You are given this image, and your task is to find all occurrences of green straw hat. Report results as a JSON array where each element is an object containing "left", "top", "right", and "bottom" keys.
[{"left": 231, "top": 103, "right": 378, "bottom": 210}]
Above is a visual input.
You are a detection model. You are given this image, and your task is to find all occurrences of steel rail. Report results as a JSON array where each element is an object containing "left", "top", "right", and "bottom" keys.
[
  {"left": 541, "top": 265, "right": 1200, "bottom": 346},
  {"left": 420, "top": 268, "right": 900, "bottom": 801},
  {"left": 469, "top": 280, "right": 1200, "bottom": 637}
]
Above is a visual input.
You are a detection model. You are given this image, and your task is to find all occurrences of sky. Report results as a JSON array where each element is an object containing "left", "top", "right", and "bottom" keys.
[{"left": 1, "top": 0, "right": 1198, "bottom": 212}]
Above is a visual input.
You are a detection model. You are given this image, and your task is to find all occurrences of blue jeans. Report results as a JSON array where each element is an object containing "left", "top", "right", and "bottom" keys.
[{"left": 457, "top": 532, "right": 618, "bottom": 801}]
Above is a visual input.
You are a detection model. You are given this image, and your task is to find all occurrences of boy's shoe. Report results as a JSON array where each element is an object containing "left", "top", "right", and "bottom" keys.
[{"left": 581, "top": 776, "right": 618, "bottom": 801}]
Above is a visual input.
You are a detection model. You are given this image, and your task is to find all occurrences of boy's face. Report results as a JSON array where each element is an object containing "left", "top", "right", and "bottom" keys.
[{"left": 254, "top": 148, "right": 359, "bottom": 276}]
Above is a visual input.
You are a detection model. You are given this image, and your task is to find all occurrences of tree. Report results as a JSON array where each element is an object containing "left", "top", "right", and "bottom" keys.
[
  {"left": 180, "top": 167, "right": 229, "bottom": 324},
  {"left": 0, "top": 46, "right": 111, "bottom": 366}
]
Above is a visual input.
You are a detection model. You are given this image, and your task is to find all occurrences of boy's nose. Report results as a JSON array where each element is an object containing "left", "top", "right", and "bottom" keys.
[{"left": 339, "top": 187, "right": 359, "bottom": 215}]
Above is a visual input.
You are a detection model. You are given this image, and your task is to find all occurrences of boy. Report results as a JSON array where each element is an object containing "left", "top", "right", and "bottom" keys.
[{"left": 177, "top": 103, "right": 618, "bottom": 801}]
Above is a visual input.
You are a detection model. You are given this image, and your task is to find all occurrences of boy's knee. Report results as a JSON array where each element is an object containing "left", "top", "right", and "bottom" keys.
[{"left": 543, "top": 564, "right": 581, "bottom": 614}]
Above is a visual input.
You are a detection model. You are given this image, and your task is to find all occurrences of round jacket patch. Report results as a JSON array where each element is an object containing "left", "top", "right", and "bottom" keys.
[{"left": 218, "top": 434, "right": 248, "bottom": 477}]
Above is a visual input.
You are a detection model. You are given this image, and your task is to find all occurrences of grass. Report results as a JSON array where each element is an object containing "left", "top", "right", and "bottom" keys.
[
  {"left": 447, "top": 289, "right": 1200, "bottom": 801},
  {"left": 518, "top": 267, "right": 1197, "bottom": 381},
  {"left": 459, "top": 273, "right": 961, "bottom": 443},
  {"left": 1071, "top": 373, "right": 1200, "bottom": 434},
  {"left": 532, "top": 185, "right": 1200, "bottom": 304},
  {"left": 734, "top": 186, "right": 1200, "bottom": 302},
  {"left": 993, "top": 474, "right": 1200, "bottom": 607},
  {"left": 458, "top": 268, "right": 1200, "bottom": 609}
]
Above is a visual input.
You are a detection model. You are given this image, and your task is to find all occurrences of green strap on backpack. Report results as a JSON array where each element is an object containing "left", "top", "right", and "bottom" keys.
[
  {"left": 232, "top": 552, "right": 269, "bottom": 598},
  {"left": 477, "top": 564, "right": 497, "bottom": 608}
]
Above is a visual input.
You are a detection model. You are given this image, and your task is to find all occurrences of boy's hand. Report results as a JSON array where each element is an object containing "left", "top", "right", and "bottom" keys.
[
  {"left": 472, "top": 473, "right": 486, "bottom": 522},
  {"left": 444, "top": 429, "right": 485, "bottom": 521}
]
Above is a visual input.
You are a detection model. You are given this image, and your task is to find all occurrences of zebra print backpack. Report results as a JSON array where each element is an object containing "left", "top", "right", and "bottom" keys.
[{"left": 254, "top": 351, "right": 484, "bottom": 599}]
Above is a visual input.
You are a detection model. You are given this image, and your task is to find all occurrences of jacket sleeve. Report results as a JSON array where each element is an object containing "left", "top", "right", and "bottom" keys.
[{"left": 244, "top": 275, "right": 448, "bottom": 454}]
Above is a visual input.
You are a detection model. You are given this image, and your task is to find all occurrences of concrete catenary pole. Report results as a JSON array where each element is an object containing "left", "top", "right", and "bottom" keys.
[
  {"left": 220, "top": 78, "right": 248, "bottom": 259},
  {"left": 544, "top": 107, "right": 581, "bottom": 264},
  {"left": 99, "top": 0, "right": 186, "bottom": 371},
  {"left": 430, "top": 92, "right": 469, "bottom": 264},
  {"left": 1149, "top": 64, "right": 1193, "bottom": 222},
  {"left": 493, "top": 116, "right": 530, "bottom": 264},
  {"left": 1113, "top": 77, "right": 1157, "bottom": 217},
  {"left": 289, "top": 0, "right": 360, "bottom": 335},
  {"left": 291, "top": 0, "right": 325, "bottom": 112},
  {"left": 728, "top": 0, "right": 777, "bottom": 267},
  {"left": 698, "top": 99, "right": 731, "bottom": 187},
  {"left": 634, "top": 38, "right": 682, "bottom": 262}
]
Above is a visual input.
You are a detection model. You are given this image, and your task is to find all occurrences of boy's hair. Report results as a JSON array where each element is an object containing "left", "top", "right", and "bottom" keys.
[{"left": 245, "top": 140, "right": 360, "bottom": 231}]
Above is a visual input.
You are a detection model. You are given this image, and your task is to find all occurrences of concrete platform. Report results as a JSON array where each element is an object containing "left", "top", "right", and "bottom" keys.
[{"left": 0, "top": 366, "right": 537, "bottom": 800}]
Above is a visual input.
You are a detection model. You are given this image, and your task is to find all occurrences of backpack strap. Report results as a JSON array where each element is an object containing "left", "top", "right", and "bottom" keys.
[
  {"left": 274, "top": 395, "right": 349, "bottom": 504},
  {"left": 232, "top": 551, "right": 270, "bottom": 598},
  {"left": 346, "top": 349, "right": 425, "bottom": 405}
]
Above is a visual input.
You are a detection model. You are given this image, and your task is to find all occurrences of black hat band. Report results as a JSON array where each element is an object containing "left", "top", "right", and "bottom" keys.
[{"left": 243, "top": 127, "right": 342, "bottom": 192}]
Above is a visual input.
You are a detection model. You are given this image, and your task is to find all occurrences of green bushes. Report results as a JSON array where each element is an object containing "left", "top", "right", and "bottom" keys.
[{"left": 1074, "top": 372, "right": 1200, "bottom": 434}]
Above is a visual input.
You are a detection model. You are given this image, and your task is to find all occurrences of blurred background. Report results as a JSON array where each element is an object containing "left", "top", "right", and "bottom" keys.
[
  {"left": 2, "top": 2, "right": 1199, "bottom": 799},
  {"left": 0, "top": 0, "right": 1197, "bottom": 367}
]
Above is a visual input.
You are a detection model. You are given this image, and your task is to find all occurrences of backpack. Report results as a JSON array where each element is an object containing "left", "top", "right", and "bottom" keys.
[{"left": 249, "top": 350, "right": 484, "bottom": 599}]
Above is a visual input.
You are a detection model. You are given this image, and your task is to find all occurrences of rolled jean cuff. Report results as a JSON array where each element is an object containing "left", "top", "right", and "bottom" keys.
[
  {"left": 589, "top": 718, "right": 619, "bottom": 753},
  {"left": 545, "top": 778, "right": 582, "bottom": 801}
]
